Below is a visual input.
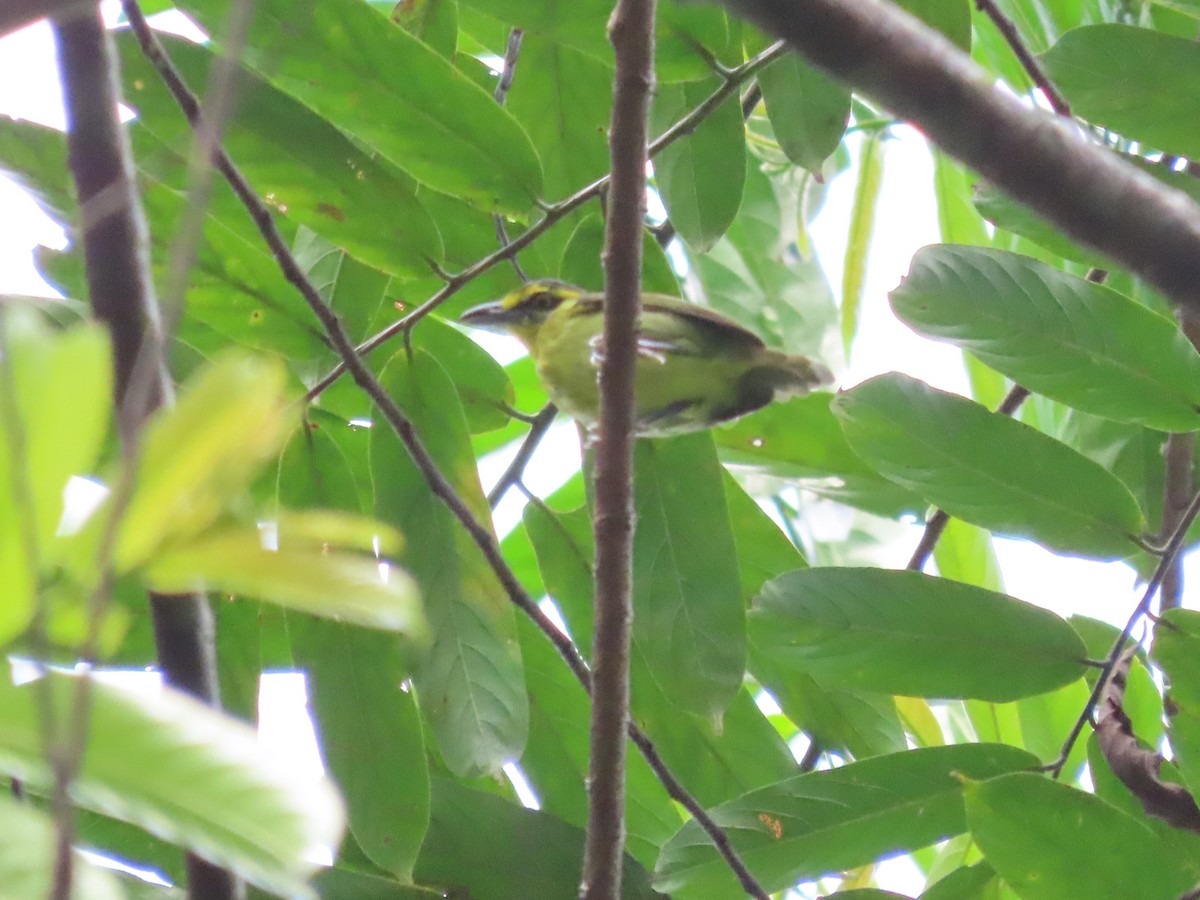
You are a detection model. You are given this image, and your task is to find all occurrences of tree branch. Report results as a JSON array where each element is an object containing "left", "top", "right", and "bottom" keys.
[
  {"left": 716, "top": 0, "right": 1200, "bottom": 313},
  {"left": 581, "top": 0, "right": 655, "bottom": 895},
  {"left": 54, "top": 4, "right": 237, "bottom": 897},
  {"left": 973, "top": 0, "right": 1070, "bottom": 116}
]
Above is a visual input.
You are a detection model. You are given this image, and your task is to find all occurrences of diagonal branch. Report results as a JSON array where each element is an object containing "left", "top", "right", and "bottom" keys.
[{"left": 717, "top": 0, "right": 1200, "bottom": 313}]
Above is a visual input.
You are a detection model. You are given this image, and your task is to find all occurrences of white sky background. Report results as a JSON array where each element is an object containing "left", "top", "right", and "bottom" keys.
[{"left": 0, "top": 9, "right": 1184, "bottom": 895}]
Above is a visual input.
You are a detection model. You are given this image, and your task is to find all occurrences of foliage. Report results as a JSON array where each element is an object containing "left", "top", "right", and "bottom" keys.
[{"left": 2, "top": 0, "right": 1200, "bottom": 897}]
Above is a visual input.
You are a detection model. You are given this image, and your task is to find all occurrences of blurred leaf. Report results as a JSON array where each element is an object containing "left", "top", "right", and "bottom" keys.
[
  {"left": 0, "top": 672, "right": 344, "bottom": 897},
  {"left": 891, "top": 246, "right": 1200, "bottom": 431},
  {"left": 842, "top": 131, "right": 885, "bottom": 355},
  {"left": 371, "top": 349, "right": 527, "bottom": 776},
  {"left": 932, "top": 151, "right": 989, "bottom": 247},
  {"left": 115, "top": 353, "right": 296, "bottom": 570},
  {"left": 651, "top": 77, "right": 745, "bottom": 252},
  {"left": 1153, "top": 609, "right": 1200, "bottom": 801},
  {"left": 656, "top": 743, "right": 1037, "bottom": 896},
  {"left": 897, "top": 0, "right": 971, "bottom": 50},
  {"left": 965, "top": 773, "right": 1200, "bottom": 899},
  {"left": 145, "top": 526, "right": 425, "bottom": 635},
  {"left": 919, "top": 861, "right": 999, "bottom": 899},
  {"left": 751, "top": 568, "right": 1087, "bottom": 701},
  {"left": 834, "top": 373, "right": 1145, "bottom": 559},
  {"left": 0, "top": 796, "right": 124, "bottom": 900},
  {"left": 177, "top": 0, "right": 543, "bottom": 214}
]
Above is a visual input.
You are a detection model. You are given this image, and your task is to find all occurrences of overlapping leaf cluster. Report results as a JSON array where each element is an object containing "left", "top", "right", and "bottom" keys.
[{"left": 6, "top": 0, "right": 1200, "bottom": 897}]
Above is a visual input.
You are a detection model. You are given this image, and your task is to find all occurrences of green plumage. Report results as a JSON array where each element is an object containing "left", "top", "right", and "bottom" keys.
[{"left": 460, "top": 280, "right": 832, "bottom": 437}]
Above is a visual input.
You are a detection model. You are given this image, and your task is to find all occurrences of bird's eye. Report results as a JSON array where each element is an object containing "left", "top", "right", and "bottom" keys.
[{"left": 528, "top": 290, "right": 556, "bottom": 310}]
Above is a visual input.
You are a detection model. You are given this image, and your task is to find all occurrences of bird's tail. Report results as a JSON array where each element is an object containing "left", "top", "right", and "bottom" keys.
[{"left": 751, "top": 349, "right": 834, "bottom": 397}]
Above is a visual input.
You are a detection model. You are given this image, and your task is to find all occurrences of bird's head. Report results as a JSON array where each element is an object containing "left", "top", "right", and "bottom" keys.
[{"left": 459, "top": 280, "right": 584, "bottom": 345}]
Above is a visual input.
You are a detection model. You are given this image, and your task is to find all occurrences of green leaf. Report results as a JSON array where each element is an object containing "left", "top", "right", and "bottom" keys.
[
  {"left": 523, "top": 500, "right": 796, "bottom": 806},
  {"left": 415, "top": 779, "right": 663, "bottom": 898},
  {"left": 115, "top": 353, "right": 297, "bottom": 570},
  {"left": 919, "top": 862, "right": 999, "bottom": 899},
  {"left": 1042, "top": 24, "right": 1200, "bottom": 159},
  {"left": 559, "top": 213, "right": 680, "bottom": 297},
  {"left": 651, "top": 77, "right": 745, "bottom": 252},
  {"left": 655, "top": 743, "right": 1038, "bottom": 897},
  {"left": 631, "top": 436, "right": 746, "bottom": 719},
  {"left": 833, "top": 373, "right": 1145, "bottom": 559},
  {"left": 118, "top": 35, "right": 443, "bottom": 278},
  {"left": 144, "top": 526, "right": 425, "bottom": 635},
  {"left": 842, "top": 132, "right": 885, "bottom": 354},
  {"left": 896, "top": 0, "right": 971, "bottom": 51},
  {"left": 751, "top": 568, "right": 1087, "bottom": 701},
  {"left": 371, "top": 350, "right": 528, "bottom": 776},
  {"left": 891, "top": 246, "right": 1200, "bottom": 431},
  {"left": 0, "top": 672, "right": 344, "bottom": 897},
  {"left": 504, "top": 35, "right": 612, "bottom": 199},
  {"left": 932, "top": 151, "right": 989, "bottom": 248},
  {"left": 291, "top": 619, "right": 430, "bottom": 880},
  {"left": 965, "top": 773, "right": 1199, "bottom": 899},
  {"left": 176, "top": 0, "right": 542, "bottom": 214},
  {"left": 391, "top": 0, "right": 457, "bottom": 57},
  {"left": 715, "top": 392, "right": 926, "bottom": 519},
  {"left": 516, "top": 615, "right": 680, "bottom": 869},
  {"left": 1153, "top": 609, "right": 1200, "bottom": 800},
  {"left": 0, "top": 796, "right": 124, "bottom": 900},
  {"left": 756, "top": 53, "right": 850, "bottom": 172}
]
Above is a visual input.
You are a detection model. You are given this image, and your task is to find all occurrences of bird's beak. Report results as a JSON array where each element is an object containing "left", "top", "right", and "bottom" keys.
[{"left": 459, "top": 299, "right": 521, "bottom": 332}]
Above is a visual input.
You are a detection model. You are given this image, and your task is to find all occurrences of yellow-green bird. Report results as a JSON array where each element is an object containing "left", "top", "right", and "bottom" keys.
[{"left": 460, "top": 280, "right": 833, "bottom": 437}]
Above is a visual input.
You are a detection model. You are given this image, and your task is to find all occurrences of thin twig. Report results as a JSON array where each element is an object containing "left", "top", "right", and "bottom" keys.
[
  {"left": 129, "top": 17, "right": 771, "bottom": 897},
  {"left": 487, "top": 403, "right": 558, "bottom": 509},
  {"left": 1048, "top": 485, "right": 1200, "bottom": 778},
  {"left": 55, "top": 5, "right": 238, "bottom": 898},
  {"left": 973, "top": 0, "right": 1071, "bottom": 117},
  {"left": 492, "top": 28, "right": 527, "bottom": 283},
  {"left": 906, "top": 384, "right": 1029, "bottom": 571},
  {"left": 302, "top": 41, "right": 790, "bottom": 404}
]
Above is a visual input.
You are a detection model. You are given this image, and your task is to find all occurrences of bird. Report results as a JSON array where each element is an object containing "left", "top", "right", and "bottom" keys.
[{"left": 459, "top": 279, "right": 833, "bottom": 438}]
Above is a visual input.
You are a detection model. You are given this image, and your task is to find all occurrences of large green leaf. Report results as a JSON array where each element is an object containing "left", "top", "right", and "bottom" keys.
[
  {"left": 515, "top": 615, "right": 680, "bottom": 869},
  {"left": 655, "top": 743, "right": 1037, "bottom": 897},
  {"left": 965, "top": 773, "right": 1200, "bottom": 899},
  {"left": 291, "top": 619, "right": 430, "bottom": 880},
  {"left": 650, "top": 77, "right": 745, "bottom": 252},
  {"left": 755, "top": 51, "right": 850, "bottom": 172},
  {"left": 118, "top": 34, "right": 443, "bottom": 277},
  {"left": 833, "top": 373, "right": 1145, "bottom": 559},
  {"left": 1041, "top": 24, "right": 1200, "bottom": 159},
  {"left": 1152, "top": 609, "right": 1200, "bottom": 802},
  {"left": 891, "top": 245, "right": 1200, "bottom": 431},
  {"left": 523, "top": 499, "right": 796, "bottom": 806},
  {"left": 631, "top": 435, "right": 746, "bottom": 720},
  {"left": 0, "top": 796, "right": 124, "bottom": 900},
  {"left": 370, "top": 349, "right": 528, "bottom": 777},
  {"left": 726, "top": 475, "right": 905, "bottom": 758},
  {"left": 414, "top": 779, "right": 663, "bottom": 898},
  {"left": 0, "top": 672, "right": 343, "bottom": 897},
  {"left": 176, "top": 0, "right": 542, "bottom": 214},
  {"left": 750, "top": 568, "right": 1087, "bottom": 701}
]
